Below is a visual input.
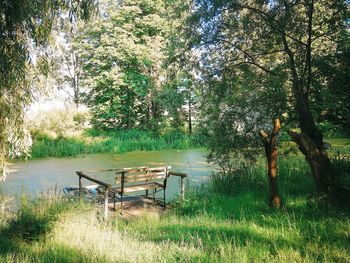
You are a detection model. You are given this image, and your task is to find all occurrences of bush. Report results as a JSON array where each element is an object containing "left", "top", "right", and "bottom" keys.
[
  {"left": 318, "top": 121, "right": 346, "bottom": 138},
  {"left": 28, "top": 107, "right": 91, "bottom": 139}
]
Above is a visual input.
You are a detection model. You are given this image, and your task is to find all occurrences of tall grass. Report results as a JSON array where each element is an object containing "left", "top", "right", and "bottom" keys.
[
  {"left": 30, "top": 129, "right": 206, "bottom": 158},
  {"left": 0, "top": 157, "right": 349, "bottom": 262}
]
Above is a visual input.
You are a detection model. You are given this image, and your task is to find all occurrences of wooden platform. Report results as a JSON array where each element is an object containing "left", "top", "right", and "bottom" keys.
[
  {"left": 107, "top": 195, "right": 166, "bottom": 218},
  {"left": 76, "top": 166, "right": 186, "bottom": 219}
]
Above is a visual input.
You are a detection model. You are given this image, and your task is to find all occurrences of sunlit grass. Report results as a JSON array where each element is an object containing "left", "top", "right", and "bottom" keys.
[
  {"left": 325, "top": 138, "right": 350, "bottom": 146},
  {"left": 0, "top": 156, "right": 349, "bottom": 262}
]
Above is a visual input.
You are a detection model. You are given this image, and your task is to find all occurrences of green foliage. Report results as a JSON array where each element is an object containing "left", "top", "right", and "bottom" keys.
[
  {"left": 199, "top": 74, "right": 287, "bottom": 171},
  {"left": 29, "top": 108, "right": 90, "bottom": 139},
  {"left": 330, "top": 150, "right": 350, "bottom": 187},
  {"left": 0, "top": 0, "right": 96, "bottom": 180},
  {"left": 210, "top": 157, "right": 314, "bottom": 198},
  {"left": 75, "top": 0, "right": 170, "bottom": 130},
  {"left": 188, "top": 0, "right": 349, "bottom": 179},
  {"left": 318, "top": 121, "right": 347, "bottom": 139},
  {"left": 30, "top": 129, "right": 206, "bottom": 158},
  {"left": 313, "top": 30, "right": 350, "bottom": 134}
]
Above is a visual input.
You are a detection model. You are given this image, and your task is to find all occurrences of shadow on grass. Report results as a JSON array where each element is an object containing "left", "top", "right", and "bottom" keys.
[
  {"left": 0, "top": 236, "right": 110, "bottom": 263},
  {"left": 124, "top": 177, "right": 349, "bottom": 261},
  {"left": 1, "top": 198, "right": 68, "bottom": 242},
  {"left": 149, "top": 222, "right": 296, "bottom": 251},
  {"left": 0, "top": 198, "right": 110, "bottom": 262}
]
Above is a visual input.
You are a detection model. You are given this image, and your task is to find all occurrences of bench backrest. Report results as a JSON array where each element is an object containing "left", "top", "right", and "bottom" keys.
[{"left": 115, "top": 166, "right": 170, "bottom": 190}]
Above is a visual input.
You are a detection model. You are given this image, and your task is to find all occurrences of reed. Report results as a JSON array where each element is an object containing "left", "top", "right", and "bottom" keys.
[{"left": 30, "top": 129, "right": 206, "bottom": 158}]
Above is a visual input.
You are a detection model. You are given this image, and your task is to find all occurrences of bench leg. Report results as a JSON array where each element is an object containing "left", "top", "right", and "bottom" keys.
[
  {"left": 163, "top": 188, "right": 166, "bottom": 207},
  {"left": 113, "top": 192, "right": 116, "bottom": 210},
  {"left": 145, "top": 189, "right": 148, "bottom": 197},
  {"left": 153, "top": 189, "right": 155, "bottom": 205}
]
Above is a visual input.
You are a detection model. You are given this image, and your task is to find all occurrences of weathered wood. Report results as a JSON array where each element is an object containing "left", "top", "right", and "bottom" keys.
[
  {"left": 168, "top": 169, "right": 187, "bottom": 201},
  {"left": 168, "top": 171, "right": 187, "bottom": 178},
  {"left": 115, "top": 166, "right": 171, "bottom": 174},
  {"left": 148, "top": 166, "right": 171, "bottom": 171},
  {"left": 79, "top": 175, "right": 82, "bottom": 200},
  {"left": 116, "top": 173, "right": 166, "bottom": 183},
  {"left": 113, "top": 182, "right": 164, "bottom": 194},
  {"left": 127, "top": 171, "right": 166, "bottom": 177},
  {"left": 115, "top": 166, "right": 149, "bottom": 174},
  {"left": 76, "top": 168, "right": 120, "bottom": 173},
  {"left": 120, "top": 171, "right": 125, "bottom": 192},
  {"left": 76, "top": 171, "right": 111, "bottom": 188},
  {"left": 180, "top": 177, "right": 185, "bottom": 201},
  {"left": 122, "top": 175, "right": 166, "bottom": 183},
  {"left": 77, "top": 166, "right": 187, "bottom": 216}
]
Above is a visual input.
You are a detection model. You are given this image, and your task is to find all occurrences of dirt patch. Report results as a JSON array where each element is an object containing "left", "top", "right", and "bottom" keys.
[{"left": 109, "top": 196, "right": 167, "bottom": 219}]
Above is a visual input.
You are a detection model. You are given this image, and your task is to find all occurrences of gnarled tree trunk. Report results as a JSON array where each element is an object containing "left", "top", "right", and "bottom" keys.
[
  {"left": 279, "top": 0, "right": 340, "bottom": 196},
  {"left": 288, "top": 130, "right": 336, "bottom": 193},
  {"left": 259, "top": 119, "right": 282, "bottom": 208}
]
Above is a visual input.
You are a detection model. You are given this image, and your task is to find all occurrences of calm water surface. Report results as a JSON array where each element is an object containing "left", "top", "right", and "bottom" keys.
[{"left": 0, "top": 149, "right": 213, "bottom": 201}]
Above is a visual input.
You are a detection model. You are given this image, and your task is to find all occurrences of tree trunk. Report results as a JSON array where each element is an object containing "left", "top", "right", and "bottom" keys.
[
  {"left": 259, "top": 119, "right": 282, "bottom": 208},
  {"left": 288, "top": 80, "right": 336, "bottom": 193},
  {"left": 74, "top": 74, "right": 79, "bottom": 108},
  {"left": 280, "top": 0, "right": 338, "bottom": 195},
  {"left": 288, "top": 131, "right": 336, "bottom": 193}
]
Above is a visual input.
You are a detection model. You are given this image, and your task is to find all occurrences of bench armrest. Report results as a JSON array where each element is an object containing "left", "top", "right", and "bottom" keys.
[{"left": 168, "top": 171, "right": 187, "bottom": 178}]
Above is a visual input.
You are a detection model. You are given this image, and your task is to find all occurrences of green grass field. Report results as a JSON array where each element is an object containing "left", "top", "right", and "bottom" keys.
[{"left": 0, "top": 157, "right": 349, "bottom": 262}]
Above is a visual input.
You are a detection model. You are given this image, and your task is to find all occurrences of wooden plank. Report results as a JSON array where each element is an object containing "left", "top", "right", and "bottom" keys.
[
  {"left": 124, "top": 175, "right": 165, "bottom": 183},
  {"left": 116, "top": 174, "right": 166, "bottom": 184},
  {"left": 115, "top": 166, "right": 149, "bottom": 174},
  {"left": 180, "top": 177, "right": 185, "bottom": 201},
  {"left": 123, "top": 172, "right": 165, "bottom": 179},
  {"left": 79, "top": 175, "right": 82, "bottom": 201},
  {"left": 121, "top": 183, "right": 164, "bottom": 193},
  {"left": 76, "top": 171, "right": 111, "bottom": 188},
  {"left": 168, "top": 171, "right": 187, "bottom": 178},
  {"left": 148, "top": 166, "right": 171, "bottom": 172},
  {"left": 78, "top": 168, "right": 120, "bottom": 173},
  {"left": 115, "top": 166, "right": 170, "bottom": 175}
]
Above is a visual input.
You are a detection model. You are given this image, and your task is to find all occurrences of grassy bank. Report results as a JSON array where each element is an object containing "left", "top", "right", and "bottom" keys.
[
  {"left": 30, "top": 127, "right": 350, "bottom": 160},
  {"left": 1, "top": 157, "right": 349, "bottom": 262},
  {"left": 30, "top": 129, "right": 206, "bottom": 158}
]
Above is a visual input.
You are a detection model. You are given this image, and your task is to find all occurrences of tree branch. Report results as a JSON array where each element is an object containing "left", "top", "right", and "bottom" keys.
[
  {"left": 305, "top": 0, "right": 314, "bottom": 98},
  {"left": 228, "top": 3, "right": 307, "bottom": 46}
]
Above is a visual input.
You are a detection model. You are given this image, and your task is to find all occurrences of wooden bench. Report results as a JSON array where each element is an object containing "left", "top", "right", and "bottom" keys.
[
  {"left": 76, "top": 166, "right": 187, "bottom": 218},
  {"left": 112, "top": 166, "right": 170, "bottom": 214}
]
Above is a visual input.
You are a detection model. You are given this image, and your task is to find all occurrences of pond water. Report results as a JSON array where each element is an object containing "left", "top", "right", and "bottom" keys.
[{"left": 0, "top": 149, "right": 213, "bottom": 202}]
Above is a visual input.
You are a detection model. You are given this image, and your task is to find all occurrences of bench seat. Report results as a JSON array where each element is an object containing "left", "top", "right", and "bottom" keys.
[
  {"left": 113, "top": 166, "right": 170, "bottom": 214},
  {"left": 112, "top": 182, "right": 164, "bottom": 194}
]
